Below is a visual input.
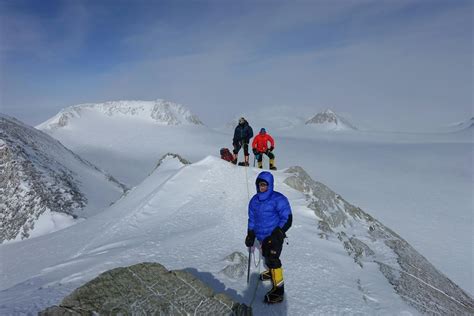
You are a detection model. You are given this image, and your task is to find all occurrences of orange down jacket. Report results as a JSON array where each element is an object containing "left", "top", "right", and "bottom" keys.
[{"left": 252, "top": 133, "right": 275, "bottom": 153}]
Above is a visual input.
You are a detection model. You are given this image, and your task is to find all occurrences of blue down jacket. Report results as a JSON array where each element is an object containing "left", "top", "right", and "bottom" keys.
[{"left": 248, "top": 171, "right": 292, "bottom": 241}]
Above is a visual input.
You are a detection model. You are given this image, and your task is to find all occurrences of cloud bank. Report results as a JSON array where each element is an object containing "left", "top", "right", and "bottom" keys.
[{"left": 0, "top": 0, "right": 472, "bottom": 130}]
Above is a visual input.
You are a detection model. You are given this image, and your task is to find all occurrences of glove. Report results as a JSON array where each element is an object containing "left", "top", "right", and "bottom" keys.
[
  {"left": 252, "top": 148, "right": 259, "bottom": 155},
  {"left": 269, "top": 146, "right": 274, "bottom": 152},
  {"left": 245, "top": 230, "right": 256, "bottom": 247},
  {"left": 270, "top": 226, "right": 285, "bottom": 245}
]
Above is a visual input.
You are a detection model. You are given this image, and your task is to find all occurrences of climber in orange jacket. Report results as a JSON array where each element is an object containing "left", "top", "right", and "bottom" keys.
[{"left": 252, "top": 128, "right": 277, "bottom": 170}]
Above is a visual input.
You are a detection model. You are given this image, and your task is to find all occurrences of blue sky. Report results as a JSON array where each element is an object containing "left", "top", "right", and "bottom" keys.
[{"left": 0, "top": 0, "right": 472, "bottom": 130}]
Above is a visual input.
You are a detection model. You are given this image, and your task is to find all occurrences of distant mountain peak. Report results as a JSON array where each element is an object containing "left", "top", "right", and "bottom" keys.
[
  {"left": 37, "top": 99, "right": 204, "bottom": 130},
  {"left": 450, "top": 117, "right": 474, "bottom": 130},
  {"left": 305, "top": 109, "right": 357, "bottom": 130},
  {"left": 438, "top": 116, "right": 474, "bottom": 134}
]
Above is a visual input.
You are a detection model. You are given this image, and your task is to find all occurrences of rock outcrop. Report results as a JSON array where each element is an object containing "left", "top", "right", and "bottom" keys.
[
  {"left": 154, "top": 153, "right": 191, "bottom": 170},
  {"left": 0, "top": 114, "right": 126, "bottom": 242},
  {"left": 40, "top": 262, "right": 251, "bottom": 315},
  {"left": 284, "top": 166, "right": 474, "bottom": 315}
]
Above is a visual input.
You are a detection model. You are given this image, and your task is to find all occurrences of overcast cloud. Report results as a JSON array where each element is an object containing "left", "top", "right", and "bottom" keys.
[{"left": 0, "top": 0, "right": 472, "bottom": 130}]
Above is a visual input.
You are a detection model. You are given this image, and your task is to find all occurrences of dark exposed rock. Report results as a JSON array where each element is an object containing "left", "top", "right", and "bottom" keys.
[
  {"left": 341, "top": 236, "right": 375, "bottom": 267},
  {"left": 0, "top": 116, "right": 85, "bottom": 242},
  {"left": 39, "top": 262, "right": 251, "bottom": 316},
  {"left": 284, "top": 166, "right": 474, "bottom": 315},
  {"left": 154, "top": 153, "right": 191, "bottom": 171},
  {"left": 377, "top": 238, "right": 474, "bottom": 315},
  {"left": 0, "top": 115, "right": 126, "bottom": 243}
]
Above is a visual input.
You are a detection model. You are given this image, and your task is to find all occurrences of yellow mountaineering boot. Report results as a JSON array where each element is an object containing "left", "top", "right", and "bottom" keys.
[
  {"left": 258, "top": 160, "right": 263, "bottom": 169},
  {"left": 269, "top": 159, "right": 277, "bottom": 170},
  {"left": 264, "top": 268, "right": 284, "bottom": 303}
]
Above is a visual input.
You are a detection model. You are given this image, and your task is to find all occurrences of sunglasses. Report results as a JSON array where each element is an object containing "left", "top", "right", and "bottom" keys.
[{"left": 258, "top": 182, "right": 268, "bottom": 187}]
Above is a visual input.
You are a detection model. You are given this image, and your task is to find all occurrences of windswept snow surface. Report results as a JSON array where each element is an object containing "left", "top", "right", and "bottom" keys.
[
  {"left": 36, "top": 108, "right": 473, "bottom": 296},
  {"left": 0, "top": 157, "right": 419, "bottom": 315},
  {"left": 38, "top": 111, "right": 223, "bottom": 186}
]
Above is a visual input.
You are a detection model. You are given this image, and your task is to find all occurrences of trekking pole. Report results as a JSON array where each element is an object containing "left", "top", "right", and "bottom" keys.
[
  {"left": 253, "top": 155, "right": 256, "bottom": 167},
  {"left": 247, "top": 247, "right": 252, "bottom": 284}
]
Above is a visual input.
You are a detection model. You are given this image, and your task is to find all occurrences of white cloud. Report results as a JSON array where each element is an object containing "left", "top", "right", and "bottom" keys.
[{"left": 1, "top": 1, "right": 472, "bottom": 130}]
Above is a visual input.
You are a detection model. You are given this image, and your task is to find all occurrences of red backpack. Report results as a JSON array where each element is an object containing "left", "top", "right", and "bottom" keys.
[{"left": 220, "top": 148, "right": 234, "bottom": 162}]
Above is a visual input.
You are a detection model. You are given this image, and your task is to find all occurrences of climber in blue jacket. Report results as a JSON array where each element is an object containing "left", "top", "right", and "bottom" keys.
[{"left": 245, "top": 171, "right": 292, "bottom": 304}]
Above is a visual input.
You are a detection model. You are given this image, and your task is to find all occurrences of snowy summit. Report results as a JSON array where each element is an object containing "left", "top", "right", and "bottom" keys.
[
  {"left": 1, "top": 156, "right": 472, "bottom": 314},
  {"left": 305, "top": 109, "right": 357, "bottom": 131},
  {"left": 37, "top": 99, "right": 204, "bottom": 130}
]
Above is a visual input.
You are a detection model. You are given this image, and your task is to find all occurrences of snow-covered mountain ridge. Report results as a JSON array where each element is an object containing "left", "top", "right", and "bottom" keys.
[
  {"left": 283, "top": 166, "right": 473, "bottom": 315},
  {"left": 305, "top": 109, "right": 357, "bottom": 131},
  {"left": 32, "top": 103, "right": 473, "bottom": 296},
  {"left": 36, "top": 104, "right": 222, "bottom": 186},
  {"left": 0, "top": 114, "right": 126, "bottom": 243},
  {"left": 37, "top": 99, "right": 204, "bottom": 130},
  {"left": 1, "top": 156, "right": 472, "bottom": 314}
]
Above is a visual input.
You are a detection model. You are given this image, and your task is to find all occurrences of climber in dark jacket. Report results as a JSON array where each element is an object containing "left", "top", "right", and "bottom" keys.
[
  {"left": 232, "top": 117, "right": 253, "bottom": 166},
  {"left": 245, "top": 171, "right": 292, "bottom": 304}
]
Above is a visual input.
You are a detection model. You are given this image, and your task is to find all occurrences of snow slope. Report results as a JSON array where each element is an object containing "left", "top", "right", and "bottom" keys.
[
  {"left": 37, "top": 103, "right": 222, "bottom": 186},
  {"left": 5, "top": 156, "right": 470, "bottom": 314},
  {"left": 0, "top": 114, "right": 126, "bottom": 243},
  {"left": 2, "top": 156, "right": 472, "bottom": 314},
  {"left": 36, "top": 103, "right": 473, "bottom": 296}
]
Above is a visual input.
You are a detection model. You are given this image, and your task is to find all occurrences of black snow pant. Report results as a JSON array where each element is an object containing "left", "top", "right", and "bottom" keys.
[
  {"left": 233, "top": 140, "right": 249, "bottom": 156},
  {"left": 256, "top": 150, "right": 275, "bottom": 162},
  {"left": 261, "top": 235, "right": 283, "bottom": 269}
]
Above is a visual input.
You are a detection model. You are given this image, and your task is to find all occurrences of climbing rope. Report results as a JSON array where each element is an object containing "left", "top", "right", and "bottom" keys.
[
  {"left": 248, "top": 243, "right": 262, "bottom": 307},
  {"left": 244, "top": 161, "right": 250, "bottom": 201},
  {"left": 243, "top": 165, "right": 263, "bottom": 307}
]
